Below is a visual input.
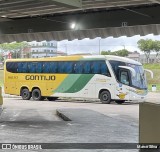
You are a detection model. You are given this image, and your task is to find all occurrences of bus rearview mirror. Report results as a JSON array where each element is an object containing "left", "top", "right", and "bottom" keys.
[{"left": 144, "top": 69, "right": 153, "bottom": 79}]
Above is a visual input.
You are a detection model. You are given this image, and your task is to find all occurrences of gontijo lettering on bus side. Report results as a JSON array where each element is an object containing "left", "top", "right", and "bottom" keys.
[{"left": 25, "top": 75, "right": 56, "bottom": 81}]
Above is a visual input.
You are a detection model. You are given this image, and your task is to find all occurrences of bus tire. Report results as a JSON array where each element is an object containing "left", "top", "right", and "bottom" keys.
[
  {"left": 47, "top": 97, "right": 58, "bottom": 101},
  {"left": 21, "top": 88, "right": 31, "bottom": 100},
  {"left": 32, "top": 89, "right": 42, "bottom": 101},
  {"left": 100, "top": 90, "right": 111, "bottom": 104},
  {"left": 115, "top": 100, "right": 125, "bottom": 104}
]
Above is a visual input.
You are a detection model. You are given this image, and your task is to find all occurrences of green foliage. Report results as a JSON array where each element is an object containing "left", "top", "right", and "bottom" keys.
[
  {"left": 143, "top": 63, "right": 160, "bottom": 69},
  {"left": 148, "top": 84, "right": 160, "bottom": 92},
  {"left": 101, "top": 49, "right": 129, "bottom": 57},
  {"left": 0, "top": 42, "right": 29, "bottom": 51},
  {"left": 0, "top": 54, "right": 4, "bottom": 62},
  {"left": 101, "top": 50, "right": 113, "bottom": 55},
  {"left": 137, "top": 39, "right": 153, "bottom": 52},
  {"left": 143, "top": 64, "right": 160, "bottom": 91},
  {"left": 11, "top": 51, "right": 21, "bottom": 58},
  {"left": 114, "top": 49, "right": 129, "bottom": 57},
  {"left": 0, "top": 42, "right": 29, "bottom": 59},
  {"left": 137, "top": 39, "right": 160, "bottom": 63},
  {"left": 153, "top": 40, "right": 160, "bottom": 60}
]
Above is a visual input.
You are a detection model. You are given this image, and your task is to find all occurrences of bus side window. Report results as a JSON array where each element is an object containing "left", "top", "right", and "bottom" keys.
[
  {"left": 109, "top": 60, "right": 126, "bottom": 79},
  {"left": 43, "top": 62, "right": 50, "bottom": 73},
  {"left": 50, "top": 62, "right": 57, "bottom": 73},
  {"left": 17, "top": 62, "right": 23, "bottom": 73},
  {"left": 92, "top": 61, "right": 100, "bottom": 74},
  {"left": 28, "top": 62, "right": 36, "bottom": 73},
  {"left": 63, "top": 62, "right": 68, "bottom": 73},
  {"left": 74, "top": 61, "right": 83, "bottom": 74},
  {"left": 36, "top": 62, "right": 42, "bottom": 73},
  {"left": 57, "top": 62, "right": 65, "bottom": 73},
  {"left": 7, "top": 62, "right": 17, "bottom": 73},
  {"left": 83, "top": 61, "right": 91, "bottom": 74},
  {"left": 100, "top": 61, "right": 111, "bottom": 77},
  {"left": 64, "top": 62, "right": 74, "bottom": 73},
  {"left": 18, "top": 62, "right": 28, "bottom": 73}
]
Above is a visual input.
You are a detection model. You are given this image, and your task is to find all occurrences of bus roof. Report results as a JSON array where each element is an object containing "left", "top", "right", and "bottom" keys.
[
  {"left": 105, "top": 55, "right": 142, "bottom": 65},
  {"left": 6, "top": 55, "right": 142, "bottom": 65}
]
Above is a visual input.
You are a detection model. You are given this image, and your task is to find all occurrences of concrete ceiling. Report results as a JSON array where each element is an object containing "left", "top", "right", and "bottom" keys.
[
  {"left": 0, "top": 0, "right": 160, "bottom": 42},
  {"left": 0, "top": 0, "right": 158, "bottom": 19}
]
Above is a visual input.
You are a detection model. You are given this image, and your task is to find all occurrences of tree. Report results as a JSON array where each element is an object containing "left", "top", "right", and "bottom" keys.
[
  {"left": 0, "top": 53, "right": 4, "bottom": 62},
  {"left": 101, "top": 49, "right": 129, "bottom": 57},
  {"left": 153, "top": 40, "right": 160, "bottom": 63},
  {"left": 101, "top": 50, "right": 113, "bottom": 55},
  {"left": 0, "top": 42, "right": 29, "bottom": 59},
  {"left": 11, "top": 50, "right": 21, "bottom": 58},
  {"left": 115, "top": 49, "right": 129, "bottom": 57},
  {"left": 137, "top": 39, "right": 154, "bottom": 63}
]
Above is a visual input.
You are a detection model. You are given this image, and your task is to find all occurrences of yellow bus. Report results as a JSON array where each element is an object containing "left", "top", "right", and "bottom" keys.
[{"left": 4, "top": 55, "right": 148, "bottom": 104}]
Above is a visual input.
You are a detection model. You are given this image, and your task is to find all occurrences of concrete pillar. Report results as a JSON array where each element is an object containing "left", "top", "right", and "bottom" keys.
[{"left": 139, "top": 102, "right": 160, "bottom": 143}]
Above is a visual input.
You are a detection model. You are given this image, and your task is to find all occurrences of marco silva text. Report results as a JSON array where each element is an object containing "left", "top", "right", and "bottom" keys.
[{"left": 137, "top": 144, "right": 159, "bottom": 149}]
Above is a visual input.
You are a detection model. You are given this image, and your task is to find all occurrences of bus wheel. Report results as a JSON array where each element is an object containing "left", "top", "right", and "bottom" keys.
[
  {"left": 115, "top": 100, "right": 125, "bottom": 104},
  {"left": 32, "top": 89, "right": 42, "bottom": 101},
  {"left": 21, "top": 88, "right": 31, "bottom": 100},
  {"left": 100, "top": 91, "right": 111, "bottom": 104},
  {"left": 47, "top": 97, "right": 58, "bottom": 101}
]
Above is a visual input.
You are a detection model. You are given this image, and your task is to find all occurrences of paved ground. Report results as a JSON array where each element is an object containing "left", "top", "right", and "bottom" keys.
[{"left": 0, "top": 92, "right": 159, "bottom": 152}]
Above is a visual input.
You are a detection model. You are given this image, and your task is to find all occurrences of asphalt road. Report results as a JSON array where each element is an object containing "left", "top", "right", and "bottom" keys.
[{"left": 0, "top": 92, "right": 159, "bottom": 152}]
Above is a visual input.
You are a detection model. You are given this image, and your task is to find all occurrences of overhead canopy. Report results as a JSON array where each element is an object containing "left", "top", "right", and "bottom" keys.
[{"left": 0, "top": 0, "right": 160, "bottom": 42}]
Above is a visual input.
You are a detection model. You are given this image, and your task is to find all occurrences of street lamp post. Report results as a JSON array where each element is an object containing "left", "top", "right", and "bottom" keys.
[
  {"left": 65, "top": 44, "right": 67, "bottom": 55},
  {"left": 122, "top": 45, "right": 125, "bottom": 50},
  {"left": 99, "top": 38, "right": 101, "bottom": 55}
]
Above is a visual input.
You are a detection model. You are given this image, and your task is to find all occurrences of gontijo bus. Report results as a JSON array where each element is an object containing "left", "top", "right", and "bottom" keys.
[{"left": 4, "top": 55, "right": 150, "bottom": 104}]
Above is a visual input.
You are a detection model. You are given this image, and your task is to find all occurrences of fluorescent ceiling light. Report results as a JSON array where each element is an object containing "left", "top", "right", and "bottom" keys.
[
  {"left": 1, "top": 15, "right": 7, "bottom": 18},
  {"left": 71, "top": 23, "right": 76, "bottom": 29}
]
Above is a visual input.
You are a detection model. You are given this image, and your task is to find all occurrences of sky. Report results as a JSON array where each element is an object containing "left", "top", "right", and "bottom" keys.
[{"left": 58, "top": 34, "right": 160, "bottom": 55}]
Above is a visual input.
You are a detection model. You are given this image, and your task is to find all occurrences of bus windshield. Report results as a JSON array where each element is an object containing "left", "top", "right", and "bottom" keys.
[
  {"left": 127, "top": 63, "right": 147, "bottom": 89},
  {"left": 109, "top": 60, "right": 147, "bottom": 90}
]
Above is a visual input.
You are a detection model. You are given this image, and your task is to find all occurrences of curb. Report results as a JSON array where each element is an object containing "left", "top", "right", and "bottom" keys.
[
  {"left": 56, "top": 110, "right": 71, "bottom": 121},
  {"left": 2, "top": 95, "right": 20, "bottom": 98}
]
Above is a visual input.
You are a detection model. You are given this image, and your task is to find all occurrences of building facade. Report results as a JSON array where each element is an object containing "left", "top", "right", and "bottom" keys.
[
  {"left": 127, "top": 51, "right": 160, "bottom": 64},
  {"left": 29, "top": 41, "right": 66, "bottom": 58},
  {"left": 127, "top": 51, "right": 140, "bottom": 62}
]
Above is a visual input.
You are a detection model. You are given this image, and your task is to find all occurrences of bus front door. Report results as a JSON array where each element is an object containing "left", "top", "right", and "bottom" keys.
[{"left": 118, "top": 69, "right": 131, "bottom": 101}]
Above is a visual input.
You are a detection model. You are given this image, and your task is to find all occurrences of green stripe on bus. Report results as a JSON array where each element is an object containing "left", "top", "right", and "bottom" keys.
[
  {"left": 64, "top": 74, "right": 94, "bottom": 93},
  {"left": 54, "top": 74, "right": 81, "bottom": 93},
  {"left": 54, "top": 74, "right": 94, "bottom": 93}
]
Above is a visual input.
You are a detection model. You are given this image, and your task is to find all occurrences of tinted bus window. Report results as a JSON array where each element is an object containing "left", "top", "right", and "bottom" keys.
[
  {"left": 92, "top": 61, "right": 100, "bottom": 74},
  {"left": 91, "top": 61, "right": 110, "bottom": 76},
  {"left": 28, "top": 62, "right": 35, "bottom": 73},
  {"left": 83, "top": 61, "right": 91, "bottom": 74},
  {"left": 50, "top": 62, "right": 57, "bottom": 73},
  {"left": 43, "top": 62, "right": 50, "bottom": 73},
  {"left": 100, "top": 61, "right": 108, "bottom": 75},
  {"left": 57, "top": 62, "right": 65, "bottom": 73},
  {"left": 17, "top": 62, "right": 23, "bottom": 73},
  {"left": 36, "top": 62, "right": 42, "bottom": 73},
  {"left": 74, "top": 61, "right": 83, "bottom": 74},
  {"left": 64, "top": 62, "right": 74, "bottom": 73},
  {"left": 6, "top": 62, "right": 17, "bottom": 73},
  {"left": 109, "top": 60, "right": 126, "bottom": 79},
  {"left": 17, "top": 62, "right": 28, "bottom": 73},
  {"left": 6, "top": 60, "right": 110, "bottom": 76},
  {"left": 28, "top": 62, "right": 42, "bottom": 73}
]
